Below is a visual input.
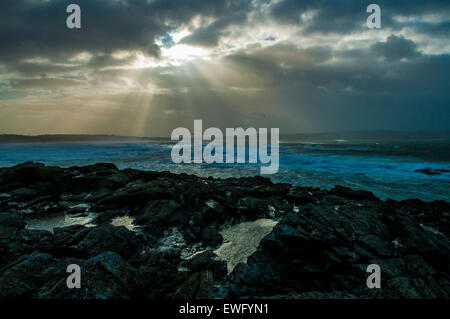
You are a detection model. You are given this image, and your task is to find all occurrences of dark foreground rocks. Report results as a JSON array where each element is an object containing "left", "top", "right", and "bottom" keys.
[{"left": 0, "top": 162, "right": 448, "bottom": 299}]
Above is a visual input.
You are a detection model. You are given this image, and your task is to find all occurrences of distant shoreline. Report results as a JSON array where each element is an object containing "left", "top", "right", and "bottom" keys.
[
  {"left": 0, "top": 134, "right": 169, "bottom": 144},
  {"left": 1, "top": 131, "right": 449, "bottom": 144}
]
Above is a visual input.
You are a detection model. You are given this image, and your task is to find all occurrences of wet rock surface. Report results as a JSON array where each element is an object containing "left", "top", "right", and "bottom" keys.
[{"left": 0, "top": 162, "right": 448, "bottom": 299}]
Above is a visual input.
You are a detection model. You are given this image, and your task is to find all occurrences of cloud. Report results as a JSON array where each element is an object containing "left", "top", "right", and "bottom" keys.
[
  {"left": 0, "top": 0, "right": 449, "bottom": 135},
  {"left": 10, "top": 77, "right": 83, "bottom": 90},
  {"left": 370, "top": 35, "right": 422, "bottom": 62},
  {"left": 270, "top": 0, "right": 450, "bottom": 34},
  {"left": 180, "top": 0, "right": 253, "bottom": 47},
  {"left": 86, "top": 54, "right": 139, "bottom": 69},
  {"left": 0, "top": 0, "right": 237, "bottom": 63}
]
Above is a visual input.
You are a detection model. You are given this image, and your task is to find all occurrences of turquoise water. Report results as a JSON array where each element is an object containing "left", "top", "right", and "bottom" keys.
[{"left": 0, "top": 139, "right": 449, "bottom": 202}]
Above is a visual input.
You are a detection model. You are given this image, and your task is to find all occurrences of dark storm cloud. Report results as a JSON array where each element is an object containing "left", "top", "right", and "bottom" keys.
[
  {"left": 213, "top": 42, "right": 450, "bottom": 132},
  {"left": 86, "top": 54, "right": 138, "bottom": 69},
  {"left": 5, "top": 53, "right": 138, "bottom": 79},
  {"left": 370, "top": 35, "right": 422, "bottom": 62},
  {"left": 10, "top": 77, "right": 82, "bottom": 90},
  {"left": 0, "top": 0, "right": 449, "bottom": 134},
  {"left": 7, "top": 62, "right": 81, "bottom": 77},
  {"left": 270, "top": 0, "right": 450, "bottom": 34},
  {"left": 222, "top": 40, "right": 449, "bottom": 94},
  {"left": 180, "top": 23, "right": 229, "bottom": 47},
  {"left": 271, "top": 0, "right": 369, "bottom": 32},
  {"left": 405, "top": 21, "right": 450, "bottom": 38},
  {"left": 1, "top": 0, "right": 448, "bottom": 66},
  {"left": 180, "top": 0, "right": 254, "bottom": 47},
  {"left": 239, "top": 44, "right": 333, "bottom": 67},
  {"left": 0, "top": 0, "right": 245, "bottom": 64}
]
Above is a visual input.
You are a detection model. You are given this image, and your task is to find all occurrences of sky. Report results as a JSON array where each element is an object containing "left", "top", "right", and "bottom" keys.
[{"left": 0, "top": 0, "right": 449, "bottom": 137}]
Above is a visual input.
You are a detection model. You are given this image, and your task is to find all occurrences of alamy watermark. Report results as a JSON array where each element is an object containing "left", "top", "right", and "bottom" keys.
[
  {"left": 66, "top": 264, "right": 81, "bottom": 289},
  {"left": 66, "top": 4, "right": 81, "bottom": 29},
  {"left": 171, "top": 120, "right": 279, "bottom": 175},
  {"left": 66, "top": 3, "right": 381, "bottom": 30},
  {"left": 367, "top": 4, "right": 382, "bottom": 29},
  {"left": 366, "top": 264, "right": 381, "bottom": 289}
]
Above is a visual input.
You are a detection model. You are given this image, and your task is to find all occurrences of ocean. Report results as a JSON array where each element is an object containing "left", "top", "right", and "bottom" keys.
[{"left": 1, "top": 138, "right": 449, "bottom": 202}]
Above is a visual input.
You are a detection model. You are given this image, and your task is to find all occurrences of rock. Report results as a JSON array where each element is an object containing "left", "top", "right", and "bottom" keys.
[
  {"left": 76, "top": 225, "right": 139, "bottom": 259},
  {"left": 180, "top": 250, "right": 227, "bottom": 280},
  {"left": 0, "top": 163, "right": 448, "bottom": 299},
  {"left": 72, "top": 167, "right": 129, "bottom": 191},
  {"left": 38, "top": 251, "right": 137, "bottom": 299},
  {"left": 97, "top": 179, "right": 175, "bottom": 208},
  {"left": 75, "top": 163, "right": 119, "bottom": 173},
  {"left": 382, "top": 275, "right": 449, "bottom": 299},
  {"left": 154, "top": 227, "right": 187, "bottom": 253},
  {"left": 135, "top": 199, "right": 181, "bottom": 225},
  {"left": 169, "top": 271, "right": 215, "bottom": 299},
  {"left": 79, "top": 251, "right": 137, "bottom": 298},
  {"left": 0, "top": 227, "right": 55, "bottom": 269},
  {"left": 237, "top": 197, "right": 267, "bottom": 212},
  {"left": 414, "top": 168, "right": 442, "bottom": 176},
  {"left": 200, "top": 224, "right": 223, "bottom": 247},
  {"left": 66, "top": 203, "right": 90, "bottom": 215},
  {"left": 51, "top": 225, "right": 90, "bottom": 257},
  {"left": 355, "top": 255, "right": 436, "bottom": 279},
  {"left": 229, "top": 202, "right": 449, "bottom": 298},
  {"left": 0, "top": 213, "right": 26, "bottom": 229},
  {"left": 330, "top": 185, "right": 379, "bottom": 202},
  {"left": 26, "top": 200, "right": 61, "bottom": 215},
  {"left": 0, "top": 250, "right": 65, "bottom": 298},
  {"left": 92, "top": 209, "right": 129, "bottom": 226},
  {"left": 297, "top": 291, "right": 360, "bottom": 299},
  {"left": 135, "top": 251, "right": 186, "bottom": 298},
  {"left": 8, "top": 187, "right": 45, "bottom": 202}
]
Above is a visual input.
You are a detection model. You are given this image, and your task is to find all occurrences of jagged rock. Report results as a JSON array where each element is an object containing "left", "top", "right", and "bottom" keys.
[
  {"left": 330, "top": 185, "right": 380, "bottom": 202},
  {"left": 91, "top": 209, "right": 129, "bottom": 226},
  {"left": 135, "top": 199, "right": 181, "bottom": 225},
  {"left": 200, "top": 224, "right": 223, "bottom": 247},
  {"left": 135, "top": 251, "right": 186, "bottom": 298},
  {"left": 355, "top": 255, "right": 436, "bottom": 279},
  {"left": 169, "top": 271, "right": 215, "bottom": 299},
  {"left": 96, "top": 179, "right": 175, "bottom": 208},
  {"left": 0, "top": 227, "right": 55, "bottom": 269},
  {"left": 8, "top": 187, "right": 46, "bottom": 202},
  {"left": 70, "top": 166, "right": 129, "bottom": 191},
  {"left": 229, "top": 202, "right": 449, "bottom": 298},
  {"left": 66, "top": 203, "right": 90, "bottom": 215},
  {"left": 0, "top": 250, "right": 65, "bottom": 298},
  {"left": 414, "top": 168, "right": 441, "bottom": 176},
  {"left": 0, "top": 213, "right": 26, "bottom": 229},
  {"left": 383, "top": 275, "right": 449, "bottom": 298},
  {"left": 38, "top": 251, "right": 137, "bottom": 299},
  {"left": 180, "top": 250, "right": 227, "bottom": 280},
  {"left": 76, "top": 225, "right": 139, "bottom": 259},
  {"left": 0, "top": 162, "right": 448, "bottom": 299}
]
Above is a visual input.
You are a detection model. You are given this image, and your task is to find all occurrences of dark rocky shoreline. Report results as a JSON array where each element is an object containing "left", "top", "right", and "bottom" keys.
[{"left": 0, "top": 162, "right": 448, "bottom": 299}]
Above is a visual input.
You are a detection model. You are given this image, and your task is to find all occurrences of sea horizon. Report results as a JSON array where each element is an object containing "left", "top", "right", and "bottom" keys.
[{"left": 1, "top": 135, "right": 449, "bottom": 202}]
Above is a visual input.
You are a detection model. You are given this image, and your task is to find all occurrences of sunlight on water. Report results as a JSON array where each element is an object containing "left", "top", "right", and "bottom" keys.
[
  {"left": 1, "top": 140, "right": 449, "bottom": 201},
  {"left": 214, "top": 218, "right": 278, "bottom": 273},
  {"left": 25, "top": 212, "right": 98, "bottom": 233}
]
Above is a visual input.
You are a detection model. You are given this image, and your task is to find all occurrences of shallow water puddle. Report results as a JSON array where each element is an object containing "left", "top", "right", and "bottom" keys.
[
  {"left": 214, "top": 218, "right": 278, "bottom": 273},
  {"left": 25, "top": 212, "right": 98, "bottom": 233},
  {"left": 110, "top": 215, "right": 137, "bottom": 231}
]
